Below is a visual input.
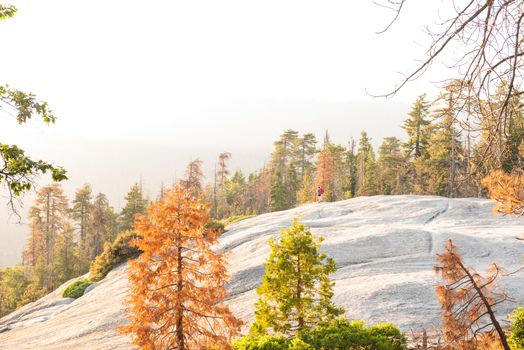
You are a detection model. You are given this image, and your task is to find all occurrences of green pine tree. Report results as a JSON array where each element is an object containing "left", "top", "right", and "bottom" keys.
[
  {"left": 251, "top": 218, "right": 343, "bottom": 336},
  {"left": 426, "top": 82, "right": 464, "bottom": 197},
  {"left": 53, "top": 223, "right": 78, "bottom": 283},
  {"left": 356, "top": 131, "right": 377, "bottom": 196},
  {"left": 376, "top": 137, "right": 407, "bottom": 195},
  {"left": 71, "top": 183, "right": 93, "bottom": 271},
  {"left": 118, "top": 183, "right": 148, "bottom": 232},
  {"left": 270, "top": 169, "right": 288, "bottom": 211},
  {"left": 402, "top": 94, "right": 432, "bottom": 159}
]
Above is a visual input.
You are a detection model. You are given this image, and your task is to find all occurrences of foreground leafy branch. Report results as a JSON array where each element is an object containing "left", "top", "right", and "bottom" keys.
[{"left": 0, "top": 6, "right": 67, "bottom": 215}]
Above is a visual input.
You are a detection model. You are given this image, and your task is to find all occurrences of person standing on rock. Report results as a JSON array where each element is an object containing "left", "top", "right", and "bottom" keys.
[{"left": 316, "top": 186, "right": 324, "bottom": 202}]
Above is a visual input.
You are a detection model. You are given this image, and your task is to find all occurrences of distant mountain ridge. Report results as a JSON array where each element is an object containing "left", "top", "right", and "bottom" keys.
[{"left": 1, "top": 195, "right": 523, "bottom": 350}]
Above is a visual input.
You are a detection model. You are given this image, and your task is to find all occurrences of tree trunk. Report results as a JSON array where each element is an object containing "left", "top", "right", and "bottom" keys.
[{"left": 457, "top": 259, "right": 510, "bottom": 350}]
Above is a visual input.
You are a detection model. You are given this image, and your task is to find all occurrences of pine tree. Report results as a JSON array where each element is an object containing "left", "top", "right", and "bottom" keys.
[
  {"left": 269, "top": 130, "right": 300, "bottom": 210},
  {"left": 295, "top": 133, "right": 317, "bottom": 183},
  {"left": 118, "top": 183, "right": 148, "bottom": 233},
  {"left": 32, "top": 183, "right": 69, "bottom": 267},
  {"left": 22, "top": 183, "right": 69, "bottom": 291},
  {"left": 402, "top": 94, "right": 432, "bottom": 159},
  {"left": 356, "top": 131, "right": 377, "bottom": 196},
  {"left": 120, "top": 186, "right": 242, "bottom": 349},
  {"left": 71, "top": 183, "right": 93, "bottom": 271},
  {"left": 297, "top": 171, "right": 314, "bottom": 204},
  {"left": 22, "top": 207, "right": 44, "bottom": 272},
  {"left": 376, "top": 137, "right": 407, "bottom": 195},
  {"left": 426, "top": 83, "right": 464, "bottom": 197},
  {"left": 345, "top": 138, "right": 358, "bottom": 198},
  {"left": 89, "top": 193, "right": 114, "bottom": 260},
  {"left": 270, "top": 169, "right": 288, "bottom": 211},
  {"left": 251, "top": 219, "right": 343, "bottom": 336},
  {"left": 53, "top": 223, "right": 78, "bottom": 283}
]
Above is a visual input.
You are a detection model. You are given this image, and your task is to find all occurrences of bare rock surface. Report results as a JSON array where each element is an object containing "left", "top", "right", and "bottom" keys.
[{"left": 1, "top": 195, "right": 523, "bottom": 349}]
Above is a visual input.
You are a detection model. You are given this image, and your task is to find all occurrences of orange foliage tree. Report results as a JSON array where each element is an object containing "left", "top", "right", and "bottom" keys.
[
  {"left": 482, "top": 169, "right": 524, "bottom": 216},
  {"left": 435, "top": 240, "right": 510, "bottom": 350},
  {"left": 120, "top": 186, "right": 242, "bottom": 349},
  {"left": 315, "top": 147, "right": 334, "bottom": 201}
]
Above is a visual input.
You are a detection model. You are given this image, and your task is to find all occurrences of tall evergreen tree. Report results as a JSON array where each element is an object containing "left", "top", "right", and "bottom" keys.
[
  {"left": 32, "top": 183, "right": 69, "bottom": 267},
  {"left": 376, "top": 137, "right": 407, "bottom": 195},
  {"left": 269, "top": 130, "right": 300, "bottom": 210},
  {"left": 71, "top": 183, "right": 93, "bottom": 270},
  {"left": 27, "top": 183, "right": 69, "bottom": 290},
  {"left": 251, "top": 219, "right": 343, "bottom": 336},
  {"left": 402, "top": 94, "right": 432, "bottom": 159},
  {"left": 22, "top": 207, "right": 44, "bottom": 272},
  {"left": 345, "top": 138, "right": 358, "bottom": 198},
  {"left": 297, "top": 171, "right": 314, "bottom": 204},
  {"left": 53, "top": 223, "right": 78, "bottom": 283},
  {"left": 89, "top": 193, "right": 114, "bottom": 260},
  {"left": 356, "top": 131, "right": 377, "bottom": 196},
  {"left": 402, "top": 94, "right": 432, "bottom": 193},
  {"left": 295, "top": 133, "right": 317, "bottom": 182},
  {"left": 270, "top": 169, "right": 288, "bottom": 211},
  {"left": 118, "top": 183, "right": 148, "bottom": 233},
  {"left": 426, "top": 83, "right": 464, "bottom": 197}
]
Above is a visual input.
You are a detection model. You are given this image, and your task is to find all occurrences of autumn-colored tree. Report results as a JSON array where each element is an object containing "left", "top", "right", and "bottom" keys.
[
  {"left": 251, "top": 219, "right": 343, "bottom": 336},
  {"left": 482, "top": 170, "right": 524, "bottom": 216},
  {"left": 315, "top": 146, "right": 334, "bottom": 201},
  {"left": 120, "top": 186, "right": 242, "bottom": 350},
  {"left": 435, "top": 240, "right": 510, "bottom": 350}
]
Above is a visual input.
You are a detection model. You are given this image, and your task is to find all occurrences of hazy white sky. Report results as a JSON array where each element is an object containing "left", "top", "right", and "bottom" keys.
[{"left": 0, "top": 0, "right": 451, "bottom": 265}]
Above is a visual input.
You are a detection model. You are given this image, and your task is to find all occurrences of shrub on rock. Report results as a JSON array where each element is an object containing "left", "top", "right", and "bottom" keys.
[
  {"left": 89, "top": 230, "right": 142, "bottom": 282},
  {"left": 62, "top": 280, "right": 93, "bottom": 299}
]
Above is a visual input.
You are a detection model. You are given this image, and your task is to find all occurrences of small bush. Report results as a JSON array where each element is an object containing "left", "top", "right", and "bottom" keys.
[
  {"left": 220, "top": 214, "right": 256, "bottom": 227},
  {"left": 509, "top": 307, "right": 524, "bottom": 350},
  {"left": 205, "top": 220, "right": 225, "bottom": 234},
  {"left": 233, "top": 319, "right": 407, "bottom": 350},
  {"left": 89, "top": 230, "right": 142, "bottom": 282},
  {"left": 232, "top": 334, "right": 289, "bottom": 350},
  {"left": 299, "top": 319, "right": 407, "bottom": 350},
  {"left": 62, "top": 279, "right": 93, "bottom": 299}
]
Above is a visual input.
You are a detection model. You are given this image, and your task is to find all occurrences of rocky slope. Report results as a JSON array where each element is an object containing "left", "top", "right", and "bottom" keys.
[{"left": 1, "top": 195, "right": 523, "bottom": 349}]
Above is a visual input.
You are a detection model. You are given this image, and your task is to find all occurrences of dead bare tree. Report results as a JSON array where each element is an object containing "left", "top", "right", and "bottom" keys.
[
  {"left": 434, "top": 239, "right": 511, "bottom": 350},
  {"left": 375, "top": 1, "right": 524, "bottom": 175},
  {"left": 181, "top": 159, "right": 204, "bottom": 197}
]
